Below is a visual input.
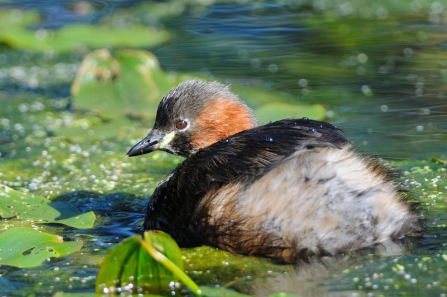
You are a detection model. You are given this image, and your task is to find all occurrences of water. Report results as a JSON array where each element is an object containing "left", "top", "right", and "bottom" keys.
[
  {"left": 1, "top": 1, "right": 447, "bottom": 296},
  {"left": 1, "top": 1, "right": 446, "bottom": 159},
  {"left": 151, "top": 2, "right": 447, "bottom": 159}
]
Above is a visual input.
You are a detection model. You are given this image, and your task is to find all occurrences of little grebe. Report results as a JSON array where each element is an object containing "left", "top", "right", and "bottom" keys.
[{"left": 127, "top": 80, "right": 421, "bottom": 263}]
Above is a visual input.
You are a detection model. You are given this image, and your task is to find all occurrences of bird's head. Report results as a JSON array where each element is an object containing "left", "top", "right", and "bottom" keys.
[{"left": 127, "top": 80, "right": 258, "bottom": 158}]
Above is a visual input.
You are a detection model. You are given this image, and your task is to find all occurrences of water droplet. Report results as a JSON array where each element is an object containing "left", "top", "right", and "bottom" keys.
[
  {"left": 308, "top": 127, "right": 316, "bottom": 134},
  {"left": 302, "top": 117, "right": 309, "bottom": 121},
  {"left": 229, "top": 219, "right": 234, "bottom": 223},
  {"left": 319, "top": 124, "right": 323, "bottom": 128},
  {"left": 266, "top": 137, "right": 273, "bottom": 142},
  {"left": 210, "top": 178, "right": 215, "bottom": 182}
]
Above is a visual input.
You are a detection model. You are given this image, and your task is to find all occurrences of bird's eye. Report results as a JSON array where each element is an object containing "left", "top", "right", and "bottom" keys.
[{"left": 175, "top": 120, "right": 188, "bottom": 130}]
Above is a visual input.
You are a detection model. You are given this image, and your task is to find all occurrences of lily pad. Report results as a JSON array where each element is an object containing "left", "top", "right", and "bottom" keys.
[
  {"left": 71, "top": 49, "right": 174, "bottom": 121},
  {"left": 96, "top": 231, "right": 184, "bottom": 295},
  {"left": 254, "top": 102, "right": 326, "bottom": 124},
  {"left": 71, "top": 49, "right": 194, "bottom": 120},
  {"left": 0, "top": 184, "right": 96, "bottom": 229},
  {"left": 53, "top": 24, "right": 170, "bottom": 53},
  {"left": 69, "top": 49, "right": 196, "bottom": 138},
  {"left": 0, "top": 227, "right": 83, "bottom": 268},
  {"left": 0, "top": 10, "right": 170, "bottom": 53}
]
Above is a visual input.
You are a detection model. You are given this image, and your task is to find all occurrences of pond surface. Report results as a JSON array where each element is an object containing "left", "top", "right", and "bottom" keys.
[{"left": 0, "top": 0, "right": 447, "bottom": 296}]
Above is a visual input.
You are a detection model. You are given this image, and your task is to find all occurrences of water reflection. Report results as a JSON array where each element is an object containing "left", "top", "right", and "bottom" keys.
[
  {"left": 153, "top": 2, "right": 447, "bottom": 159},
  {"left": 1, "top": 1, "right": 445, "bottom": 158},
  {"left": 1, "top": 1, "right": 447, "bottom": 296}
]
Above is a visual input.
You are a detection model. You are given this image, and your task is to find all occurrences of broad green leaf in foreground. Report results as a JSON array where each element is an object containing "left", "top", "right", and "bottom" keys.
[
  {"left": 96, "top": 231, "right": 296, "bottom": 297},
  {"left": 0, "top": 184, "right": 96, "bottom": 229},
  {"left": 0, "top": 227, "right": 83, "bottom": 268},
  {"left": 96, "top": 231, "right": 185, "bottom": 295},
  {"left": 96, "top": 231, "right": 258, "bottom": 297}
]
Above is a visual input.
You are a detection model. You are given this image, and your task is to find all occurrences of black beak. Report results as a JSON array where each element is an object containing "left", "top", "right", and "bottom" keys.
[{"left": 126, "top": 129, "right": 166, "bottom": 157}]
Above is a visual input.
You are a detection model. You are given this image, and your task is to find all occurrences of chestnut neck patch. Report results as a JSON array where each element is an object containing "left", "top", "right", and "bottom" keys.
[{"left": 190, "top": 97, "right": 256, "bottom": 150}]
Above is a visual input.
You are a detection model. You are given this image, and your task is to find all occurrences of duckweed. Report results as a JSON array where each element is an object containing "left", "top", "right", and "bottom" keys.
[{"left": 1, "top": 0, "right": 447, "bottom": 296}]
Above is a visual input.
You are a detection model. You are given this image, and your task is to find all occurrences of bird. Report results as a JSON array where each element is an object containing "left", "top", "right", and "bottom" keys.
[{"left": 126, "top": 79, "right": 421, "bottom": 263}]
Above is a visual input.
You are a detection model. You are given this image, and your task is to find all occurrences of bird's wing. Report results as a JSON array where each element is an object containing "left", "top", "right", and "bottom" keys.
[{"left": 178, "top": 118, "right": 349, "bottom": 186}]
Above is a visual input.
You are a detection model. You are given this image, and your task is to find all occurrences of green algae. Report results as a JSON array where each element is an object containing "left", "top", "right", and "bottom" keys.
[
  {"left": 1, "top": 61, "right": 447, "bottom": 297},
  {"left": 0, "top": 0, "right": 447, "bottom": 296}
]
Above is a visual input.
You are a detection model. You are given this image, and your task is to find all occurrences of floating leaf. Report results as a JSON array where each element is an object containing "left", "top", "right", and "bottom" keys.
[
  {"left": 71, "top": 49, "right": 184, "bottom": 120},
  {"left": 0, "top": 227, "right": 82, "bottom": 268},
  {"left": 0, "top": 184, "right": 96, "bottom": 229},
  {"left": 69, "top": 49, "right": 197, "bottom": 138},
  {"left": 53, "top": 25, "right": 170, "bottom": 53},
  {"left": 0, "top": 10, "right": 170, "bottom": 53},
  {"left": 96, "top": 231, "right": 184, "bottom": 295},
  {"left": 254, "top": 102, "right": 326, "bottom": 124},
  {"left": 431, "top": 157, "right": 447, "bottom": 166}
]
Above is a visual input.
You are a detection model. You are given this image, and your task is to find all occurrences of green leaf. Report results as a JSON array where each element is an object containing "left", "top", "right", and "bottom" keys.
[
  {"left": 69, "top": 49, "right": 197, "bottom": 138},
  {"left": 0, "top": 184, "right": 96, "bottom": 229},
  {"left": 71, "top": 49, "right": 175, "bottom": 121},
  {"left": 254, "top": 102, "right": 326, "bottom": 125},
  {"left": 0, "top": 10, "right": 170, "bottom": 53},
  {"left": 0, "top": 227, "right": 82, "bottom": 268},
  {"left": 52, "top": 24, "right": 171, "bottom": 53},
  {"left": 431, "top": 157, "right": 447, "bottom": 166},
  {"left": 96, "top": 231, "right": 184, "bottom": 295}
]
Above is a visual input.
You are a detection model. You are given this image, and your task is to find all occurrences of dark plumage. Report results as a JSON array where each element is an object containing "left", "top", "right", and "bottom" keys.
[{"left": 127, "top": 80, "right": 421, "bottom": 263}]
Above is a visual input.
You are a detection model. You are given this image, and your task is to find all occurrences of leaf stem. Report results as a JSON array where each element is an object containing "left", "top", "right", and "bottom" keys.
[{"left": 138, "top": 235, "right": 202, "bottom": 296}]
